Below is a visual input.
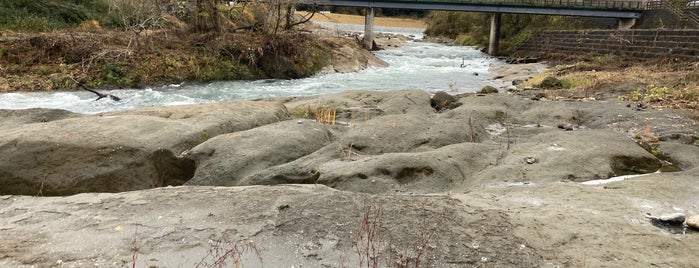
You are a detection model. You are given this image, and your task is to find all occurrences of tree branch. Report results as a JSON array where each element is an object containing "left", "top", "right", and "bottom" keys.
[{"left": 69, "top": 77, "right": 121, "bottom": 101}]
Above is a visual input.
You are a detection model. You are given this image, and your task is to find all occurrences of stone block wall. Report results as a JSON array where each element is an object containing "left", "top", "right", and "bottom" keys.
[{"left": 511, "top": 29, "right": 699, "bottom": 61}]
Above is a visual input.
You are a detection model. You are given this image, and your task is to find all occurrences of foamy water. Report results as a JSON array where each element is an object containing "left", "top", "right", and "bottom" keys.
[{"left": 0, "top": 25, "right": 504, "bottom": 114}]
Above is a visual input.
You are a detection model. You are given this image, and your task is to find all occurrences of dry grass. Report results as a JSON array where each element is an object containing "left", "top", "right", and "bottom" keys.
[
  {"left": 316, "top": 107, "right": 337, "bottom": 125},
  {"left": 522, "top": 57, "right": 699, "bottom": 111}
]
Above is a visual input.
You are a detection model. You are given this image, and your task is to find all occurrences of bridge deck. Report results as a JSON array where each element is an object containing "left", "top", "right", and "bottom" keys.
[{"left": 301, "top": 0, "right": 647, "bottom": 18}]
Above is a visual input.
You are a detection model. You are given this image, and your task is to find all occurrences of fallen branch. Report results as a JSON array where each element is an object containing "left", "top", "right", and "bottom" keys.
[{"left": 69, "top": 77, "right": 121, "bottom": 101}]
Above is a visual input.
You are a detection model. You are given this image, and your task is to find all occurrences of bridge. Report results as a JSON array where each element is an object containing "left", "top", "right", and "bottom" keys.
[{"left": 299, "top": 0, "right": 648, "bottom": 54}]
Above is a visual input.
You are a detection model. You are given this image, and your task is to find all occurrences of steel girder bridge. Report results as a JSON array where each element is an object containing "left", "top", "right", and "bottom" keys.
[{"left": 298, "top": 0, "right": 648, "bottom": 54}]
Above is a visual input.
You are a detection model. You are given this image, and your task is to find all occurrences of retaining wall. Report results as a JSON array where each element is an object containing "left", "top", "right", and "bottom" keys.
[{"left": 511, "top": 29, "right": 699, "bottom": 61}]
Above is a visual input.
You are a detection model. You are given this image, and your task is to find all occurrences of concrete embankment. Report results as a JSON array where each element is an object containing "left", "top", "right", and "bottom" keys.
[{"left": 512, "top": 29, "right": 699, "bottom": 61}]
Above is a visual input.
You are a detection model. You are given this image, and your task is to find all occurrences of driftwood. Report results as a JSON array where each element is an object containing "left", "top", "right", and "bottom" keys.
[
  {"left": 69, "top": 77, "right": 121, "bottom": 101},
  {"left": 505, "top": 57, "right": 539, "bottom": 64}
]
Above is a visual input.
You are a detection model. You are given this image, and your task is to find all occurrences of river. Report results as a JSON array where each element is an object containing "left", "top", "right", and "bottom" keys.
[{"left": 0, "top": 23, "right": 505, "bottom": 114}]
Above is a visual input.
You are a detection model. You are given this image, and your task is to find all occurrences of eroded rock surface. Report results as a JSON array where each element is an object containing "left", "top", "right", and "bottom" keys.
[
  {"left": 1, "top": 90, "right": 698, "bottom": 268},
  {"left": 0, "top": 185, "right": 542, "bottom": 268},
  {"left": 184, "top": 120, "right": 334, "bottom": 186},
  {"left": 0, "top": 108, "right": 79, "bottom": 128},
  {"left": 0, "top": 101, "right": 290, "bottom": 195}
]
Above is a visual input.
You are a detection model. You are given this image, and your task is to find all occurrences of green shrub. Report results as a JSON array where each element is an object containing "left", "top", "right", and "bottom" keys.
[
  {"left": 0, "top": 0, "right": 111, "bottom": 31},
  {"left": 631, "top": 84, "right": 670, "bottom": 102},
  {"left": 425, "top": 12, "right": 584, "bottom": 54}
]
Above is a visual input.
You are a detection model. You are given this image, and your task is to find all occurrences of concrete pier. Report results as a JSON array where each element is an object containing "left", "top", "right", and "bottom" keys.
[
  {"left": 488, "top": 12, "right": 502, "bottom": 55},
  {"left": 618, "top": 18, "right": 636, "bottom": 29},
  {"left": 364, "top": 8, "right": 375, "bottom": 50}
]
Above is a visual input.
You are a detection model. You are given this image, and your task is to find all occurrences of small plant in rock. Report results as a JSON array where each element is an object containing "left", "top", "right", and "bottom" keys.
[
  {"left": 591, "top": 54, "right": 617, "bottom": 69},
  {"left": 124, "top": 230, "right": 141, "bottom": 268},
  {"left": 353, "top": 202, "right": 388, "bottom": 268},
  {"left": 316, "top": 106, "right": 337, "bottom": 125},
  {"left": 195, "top": 234, "right": 263, "bottom": 268},
  {"left": 351, "top": 201, "right": 447, "bottom": 268},
  {"left": 631, "top": 84, "right": 670, "bottom": 102},
  {"left": 571, "top": 110, "right": 587, "bottom": 127},
  {"left": 340, "top": 143, "right": 362, "bottom": 161},
  {"left": 388, "top": 208, "right": 446, "bottom": 268},
  {"left": 641, "top": 122, "right": 659, "bottom": 143}
]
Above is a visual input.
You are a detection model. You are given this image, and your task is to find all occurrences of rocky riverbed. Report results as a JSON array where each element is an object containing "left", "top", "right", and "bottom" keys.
[{"left": 1, "top": 65, "right": 698, "bottom": 267}]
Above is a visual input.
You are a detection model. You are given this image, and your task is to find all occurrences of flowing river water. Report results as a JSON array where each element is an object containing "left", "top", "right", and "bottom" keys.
[{"left": 0, "top": 23, "right": 506, "bottom": 114}]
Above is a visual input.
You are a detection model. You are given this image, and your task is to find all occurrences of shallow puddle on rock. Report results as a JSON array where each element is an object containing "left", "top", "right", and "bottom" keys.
[
  {"left": 649, "top": 219, "right": 696, "bottom": 235},
  {"left": 485, "top": 123, "right": 506, "bottom": 136},
  {"left": 658, "top": 163, "right": 682, "bottom": 172},
  {"left": 580, "top": 174, "right": 649, "bottom": 185}
]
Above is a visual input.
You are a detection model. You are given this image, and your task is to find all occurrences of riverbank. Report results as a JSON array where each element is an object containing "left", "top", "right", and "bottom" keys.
[{"left": 0, "top": 25, "right": 382, "bottom": 92}]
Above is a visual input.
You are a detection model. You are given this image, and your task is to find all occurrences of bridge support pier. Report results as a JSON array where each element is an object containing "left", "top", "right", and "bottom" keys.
[
  {"left": 364, "top": 8, "right": 375, "bottom": 50},
  {"left": 618, "top": 18, "right": 636, "bottom": 29},
  {"left": 488, "top": 12, "right": 502, "bottom": 56}
]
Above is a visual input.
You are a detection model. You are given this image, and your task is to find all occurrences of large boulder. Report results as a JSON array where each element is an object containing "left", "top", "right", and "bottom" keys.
[
  {"left": 430, "top": 91, "right": 459, "bottom": 111},
  {"left": 0, "top": 101, "right": 290, "bottom": 195},
  {"left": 184, "top": 120, "right": 335, "bottom": 186},
  {"left": 321, "top": 36, "right": 389, "bottom": 73}
]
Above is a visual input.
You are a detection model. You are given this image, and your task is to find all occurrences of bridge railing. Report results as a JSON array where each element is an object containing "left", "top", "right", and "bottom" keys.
[{"left": 492, "top": 0, "right": 647, "bottom": 9}]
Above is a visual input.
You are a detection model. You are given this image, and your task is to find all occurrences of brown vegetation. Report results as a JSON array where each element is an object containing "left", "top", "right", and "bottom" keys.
[
  {"left": 0, "top": 25, "right": 336, "bottom": 91},
  {"left": 525, "top": 55, "right": 699, "bottom": 111},
  {"left": 0, "top": 1, "right": 334, "bottom": 92}
]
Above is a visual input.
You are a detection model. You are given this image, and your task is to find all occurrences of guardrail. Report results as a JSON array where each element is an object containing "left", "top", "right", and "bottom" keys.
[{"left": 655, "top": 0, "right": 699, "bottom": 25}]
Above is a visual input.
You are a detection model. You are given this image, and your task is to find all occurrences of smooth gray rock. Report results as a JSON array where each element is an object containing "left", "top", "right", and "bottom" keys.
[
  {"left": 0, "top": 185, "right": 541, "bottom": 267},
  {"left": 0, "top": 101, "right": 290, "bottom": 195},
  {"left": 0, "top": 108, "right": 79, "bottom": 128},
  {"left": 283, "top": 89, "right": 434, "bottom": 122},
  {"left": 315, "top": 143, "right": 500, "bottom": 194},
  {"left": 474, "top": 129, "right": 661, "bottom": 183},
  {"left": 185, "top": 120, "right": 334, "bottom": 186},
  {"left": 340, "top": 113, "right": 488, "bottom": 155},
  {"left": 645, "top": 212, "right": 686, "bottom": 223},
  {"left": 239, "top": 144, "right": 342, "bottom": 185},
  {"left": 655, "top": 141, "right": 699, "bottom": 170}
]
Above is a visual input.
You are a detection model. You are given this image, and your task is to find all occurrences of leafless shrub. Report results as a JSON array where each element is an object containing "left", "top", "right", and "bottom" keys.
[
  {"left": 108, "top": 0, "right": 171, "bottom": 49},
  {"left": 353, "top": 202, "right": 388, "bottom": 268},
  {"left": 571, "top": 110, "right": 586, "bottom": 127},
  {"left": 340, "top": 143, "right": 362, "bottom": 161},
  {"left": 195, "top": 234, "right": 264, "bottom": 268},
  {"left": 388, "top": 207, "right": 447, "bottom": 268},
  {"left": 353, "top": 201, "right": 448, "bottom": 268}
]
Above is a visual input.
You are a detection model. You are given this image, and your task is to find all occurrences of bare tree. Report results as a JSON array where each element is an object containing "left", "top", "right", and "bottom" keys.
[
  {"left": 195, "top": 0, "right": 221, "bottom": 32},
  {"left": 108, "top": 0, "right": 169, "bottom": 49}
]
